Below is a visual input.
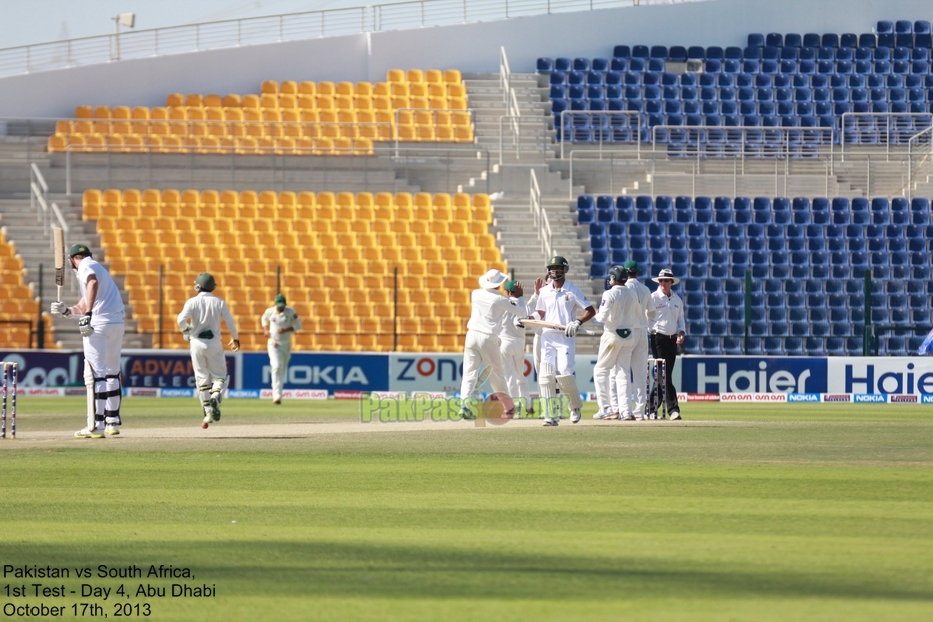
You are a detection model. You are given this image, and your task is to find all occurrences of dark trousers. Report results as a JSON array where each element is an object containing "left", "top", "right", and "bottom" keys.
[{"left": 650, "top": 333, "right": 680, "bottom": 414}]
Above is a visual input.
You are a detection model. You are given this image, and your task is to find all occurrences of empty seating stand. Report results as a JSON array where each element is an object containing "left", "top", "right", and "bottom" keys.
[
  {"left": 48, "top": 69, "right": 473, "bottom": 155},
  {"left": 543, "top": 19, "right": 933, "bottom": 153},
  {"left": 0, "top": 231, "right": 55, "bottom": 348},
  {"left": 579, "top": 193, "right": 933, "bottom": 356},
  {"left": 84, "top": 188, "right": 500, "bottom": 353}
]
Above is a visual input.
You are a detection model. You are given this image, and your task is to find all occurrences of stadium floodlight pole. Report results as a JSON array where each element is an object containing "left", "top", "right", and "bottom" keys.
[{"left": 112, "top": 13, "right": 136, "bottom": 61}]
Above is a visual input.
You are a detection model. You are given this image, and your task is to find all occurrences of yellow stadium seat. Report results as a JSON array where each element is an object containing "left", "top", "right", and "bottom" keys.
[
  {"left": 444, "top": 69, "right": 462, "bottom": 84},
  {"left": 298, "top": 81, "right": 316, "bottom": 96},
  {"left": 75, "top": 105, "right": 93, "bottom": 118}
]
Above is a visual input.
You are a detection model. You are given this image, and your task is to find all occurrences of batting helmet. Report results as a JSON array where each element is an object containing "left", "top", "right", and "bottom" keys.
[
  {"left": 194, "top": 272, "right": 216, "bottom": 292},
  {"left": 608, "top": 265, "right": 626, "bottom": 284},
  {"left": 68, "top": 244, "right": 92, "bottom": 259},
  {"left": 546, "top": 255, "right": 569, "bottom": 280}
]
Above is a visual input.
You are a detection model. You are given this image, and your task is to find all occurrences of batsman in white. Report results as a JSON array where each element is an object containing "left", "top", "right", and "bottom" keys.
[
  {"left": 261, "top": 293, "right": 302, "bottom": 405},
  {"left": 593, "top": 265, "right": 643, "bottom": 422},
  {"left": 498, "top": 279, "right": 532, "bottom": 417},
  {"left": 50, "top": 244, "right": 125, "bottom": 439},
  {"left": 459, "top": 269, "right": 527, "bottom": 420},
  {"left": 529, "top": 256, "right": 596, "bottom": 426},
  {"left": 177, "top": 273, "right": 240, "bottom": 426}
]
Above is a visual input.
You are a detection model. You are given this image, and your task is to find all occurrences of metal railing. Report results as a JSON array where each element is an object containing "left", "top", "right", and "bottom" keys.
[
  {"left": 529, "top": 168, "right": 552, "bottom": 257},
  {"left": 500, "top": 46, "right": 521, "bottom": 137},
  {"left": 0, "top": 0, "right": 702, "bottom": 79},
  {"left": 497, "top": 115, "right": 552, "bottom": 163},
  {"left": 30, "top": 163, "right": 71, "bottom": 249}
]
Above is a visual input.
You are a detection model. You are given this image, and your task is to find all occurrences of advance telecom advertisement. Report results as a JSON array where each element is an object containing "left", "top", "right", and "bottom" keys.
[{"left": 2, "top": 349, "right": 933, "bottom": 402}]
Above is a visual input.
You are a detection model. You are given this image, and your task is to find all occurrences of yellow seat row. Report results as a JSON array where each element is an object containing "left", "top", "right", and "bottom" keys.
[
  {"left": 0, "top": 233, "right": 56, "bottom": 349},
  {"left": 85, "top": 188, "right": 487, "bottom": 210}
]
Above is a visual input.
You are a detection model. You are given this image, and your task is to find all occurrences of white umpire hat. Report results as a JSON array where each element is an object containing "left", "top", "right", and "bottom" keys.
[
  {"left": 652, "top": 268, "right": 681, "bottom": 285},
  {"left": 478, "top": 269, "right": 509, "bottom": 290}
]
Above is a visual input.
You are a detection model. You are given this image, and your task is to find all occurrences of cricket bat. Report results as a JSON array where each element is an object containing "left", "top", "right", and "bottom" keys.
[
  {"left": 52, "top": 226, "right": 65, "bottom": 302},
  {"left": 521, "top": 318, "right": 601, "bottom": 336}
]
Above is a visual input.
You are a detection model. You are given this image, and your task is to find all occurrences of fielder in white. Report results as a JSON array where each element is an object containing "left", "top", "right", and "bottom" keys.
[
  {"left": 526, "top": 275, "right": 548, "bottom": 418},
  {"left": 261, "top": 293, "right": 302, "bottom": 404},
  {"left": 623, "top": 260, "right": 656, "bottom": 420},
  {"left": 459, "top": 269, "right": 526, "bottom": 420},
  {"left": 530, "top": 256, "right": 596, "bottom": 426},
  {"left": 50, "top": 244, "right": 125, "bottom": 439},
  {"left": 498, "top": 279, "right": 531, "bottom": 417},
  {"left": 177, "top": 273, "right": 240, "bottom": 426},
  {"left": 593, "top": 265, "right": 643, "bottom": 422}
]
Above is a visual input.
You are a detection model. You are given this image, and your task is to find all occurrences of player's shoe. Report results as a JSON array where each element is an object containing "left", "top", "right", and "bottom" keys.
[
  {"left": 542, "top": 418, "right": 558, "bottom": 427},
  {"left": 209, "top": 396, "right": 221, "bottom": 422},
  {"left": 570, "top": 409, "right": 582, "bottom": 424},
  {"left": 594, "top": 411, "right": 620, "bottom": 420},
  {"left": 670, "top": 411, "right": 682, "bottom": 420},
  {"left": 105, "top": 425, "right": 120, "bottom": 436},
  {"left": 621, "top": 414, "right": 636, "bottom": 421},
  {"left": 525, "top": 408, "right": 534, "bottom": 420},
  {"left": 75, "top": 426, "right": 105, "bottom": 439},
  {"left": 460, "top": 408, "right": 476, "bottom": 420}
]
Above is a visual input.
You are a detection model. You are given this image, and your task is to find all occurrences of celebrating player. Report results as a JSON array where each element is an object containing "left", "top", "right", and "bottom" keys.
[
  {"left": 50, "top": 244, "right": 125, "bottom": 439},
  {"left": 459, "top": 269, "right": 526, "bottom": 420},
  {"left": 593, "top": 265, "right": 643, "bottom": 422},
  {"left": 530, "top": 256, "right": 596, "bottom": 426},
  {"left": 623, "top": 260, "right": 656, "bottom": 420},
  {"left": 177, "top": 273, "right": 240, "bottom": 427},
  {"left": 498, "top": 279, "right": 531, "bottom": 418},
  {"left": 261, "top": 293, "right": 302, "bottom": 405}
]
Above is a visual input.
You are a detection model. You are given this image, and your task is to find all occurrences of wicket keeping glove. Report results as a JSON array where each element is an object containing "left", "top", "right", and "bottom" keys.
[
  {"left": 564, "top": 320, "right": 582, "bottom": 337},
  {"left": 50, "top": 301, "right": 70, "bottom": 317},
  {"left": 78, "top": 313, "right": 94, "bottom": 337}
]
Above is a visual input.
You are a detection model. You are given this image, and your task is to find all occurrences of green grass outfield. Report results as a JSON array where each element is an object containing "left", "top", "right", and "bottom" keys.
[{"left": 1, "top": 397, "right": 932, "bottom": 621}]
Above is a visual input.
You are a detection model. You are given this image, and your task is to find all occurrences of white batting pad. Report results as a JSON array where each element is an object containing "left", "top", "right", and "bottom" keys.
[{"left": 556, "top": 374, "right": 584, "bottom": 410}]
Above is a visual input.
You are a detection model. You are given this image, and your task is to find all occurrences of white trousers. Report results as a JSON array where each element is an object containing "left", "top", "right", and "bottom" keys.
[
  {"left": 499, "top": 335, "right": 530, "bottom": 403},
  {"left": 83, "top": 322, "right": 124, "bottom": 430},
  {"left": 594, "top": 331, "right": 637, "bottom": 417},
  {"left": 630, "top": 329, "right": 649, "bottom": 417},
  {"left": 539, "top": 330, "right": 576, "bottom": 376},
  {"left": 460, "top": 330, "right": 513, "bottom": 410},
  {"left": 190, "top": 337, "right": 227, "bottom": 393},
  {"left": 268, "top": 341, "right": 292, "bottom": 401}
]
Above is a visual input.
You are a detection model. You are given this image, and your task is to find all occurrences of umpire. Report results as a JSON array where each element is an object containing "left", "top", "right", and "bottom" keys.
[{"left": 649, "top": 269, "right": 685, "bottom": 420}]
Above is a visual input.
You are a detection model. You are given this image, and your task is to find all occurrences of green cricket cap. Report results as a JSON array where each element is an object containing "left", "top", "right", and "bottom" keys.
[
  {"left": 503, "top": 280, "right": 518, "bottom": 292},
  {"left": 623, "top": 260, "right": 639, "bottom": 272},
  {"left": 274, "top": 294, "right": 287, "bottom": 305},
  {"left": 68, "top": 244, "right": 92, "bottom": 258}
]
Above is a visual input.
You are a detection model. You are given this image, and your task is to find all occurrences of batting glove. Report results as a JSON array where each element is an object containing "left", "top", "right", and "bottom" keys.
[
  {"left": 78, "top": 313, "right": 94, "bottom": 337},
  {"left": 50, "top": 301, "right": 70, "bottom": 317},
  {"left": 564, "top": 320, "right": 582, "bottom": 337},
  {"left": 514, "top": 317, "right": 525, "bottom": 329}
]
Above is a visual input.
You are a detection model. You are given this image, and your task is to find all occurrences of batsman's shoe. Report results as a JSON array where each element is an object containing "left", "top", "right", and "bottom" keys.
[
  {"left": 670, "top": 411, "right": 682, "bottom": 421},
  {"left": 202, "top": 414, "right": 213, "bottom": 427},
  {"left": 460, "top": 408, "right": 476, "bottom": 421},
  {"left": 209, "top": 397, "right": 221, "bottom": 422},
  {"left": 105, "top": 425, "right": 120, "bottom": 436},
  {"left": 542, "top": 417, "right": 558, "bottom": 427},
  {"left": 570, "top": 409, "right": 582, "bottom": 424},
  {"left": 75, "top": 426, "right": 105, "bottom": 439}
]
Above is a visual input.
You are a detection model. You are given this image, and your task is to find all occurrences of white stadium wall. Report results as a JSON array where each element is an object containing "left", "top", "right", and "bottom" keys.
[{"left": 1, "top": 0, "right": 932, "bottom": 118}]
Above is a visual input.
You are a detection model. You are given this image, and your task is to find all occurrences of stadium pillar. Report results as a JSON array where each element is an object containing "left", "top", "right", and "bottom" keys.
[
  {"left": 743, "top": 269, "right": 751, "bottom": 355},
  {"left": 862, "top": 270, "right": 872, "bottom": 356}
]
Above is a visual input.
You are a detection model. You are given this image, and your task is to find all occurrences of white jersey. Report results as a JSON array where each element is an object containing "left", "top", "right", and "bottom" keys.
[
  {"left": 535, "top": 280, "right": 591, "bottom": 329},
  {"left": 650, "top": 290, "right": 686, "bottom": 336},
  {"left": 625, "top": 278, "right": 656, "bottom": 329},
  {"left": 467, "top": 289, "right": 527, "bottom": 335},
  {"left": 499, "top": 296, "right": 528, "bottom": 341},
  {"left": 595, "top": 285, "right": 641, "bottom": 332},
  {"left": 261, "top": 306, "right": 302, "bottom": 346},
  {"left": 75, "top": 256, "right": 124, "bottom": 325},
  {"left": 177, "top": 292, "right": 239, "bottom": 341}
]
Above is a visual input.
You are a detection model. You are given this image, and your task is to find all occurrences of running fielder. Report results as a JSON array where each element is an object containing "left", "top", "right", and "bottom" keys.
[
  {"left": 50, "top": 244, "right": 125, "bottom": 439},
  {"left": 529, "top": 256, "right": 596, "bottom": 426},
  {"left": 177, "top": 273, "right": 240, "bottom": 426},
  {"left": 261, "top": 293, "right": 302, "bottom": 404}
]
